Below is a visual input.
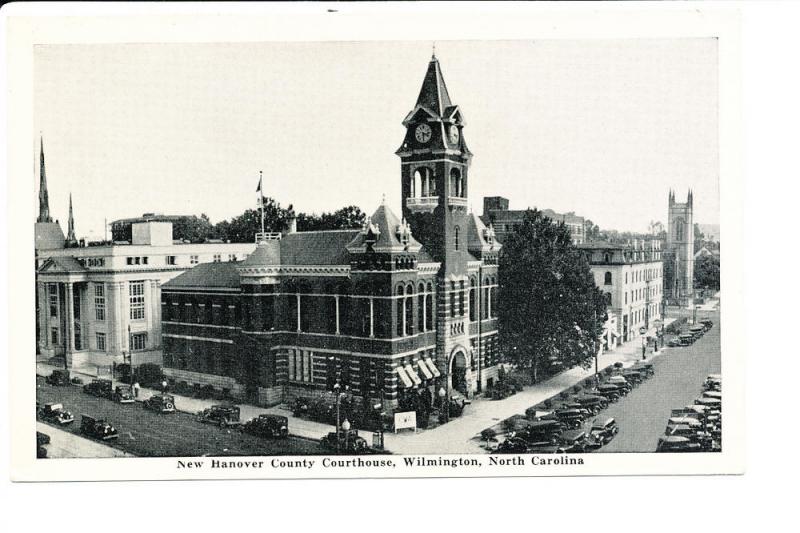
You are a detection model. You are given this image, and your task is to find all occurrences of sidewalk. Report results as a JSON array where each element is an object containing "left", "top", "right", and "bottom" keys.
[{"left": 37, "top": 422, "right": 133, "bottom": 458}]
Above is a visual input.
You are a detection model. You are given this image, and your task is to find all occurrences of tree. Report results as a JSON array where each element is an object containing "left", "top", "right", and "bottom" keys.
[
  {"left": 694, "top": 254, "right": 720, "bottom": 291},
  {"left": 584, "top": 219, "right": 601, "bottom": 242},
  {"left": 172, "top": 214, "right": 215, "bottom": 243},
  {"left": 296, "top": 205, "right": 366, "bottom": 232},
  {"left": 214, "top": 198, "right": 290, "bottom": 243},
  {"left": 498, "top": 209, "right": 608, "bottom": 383}
]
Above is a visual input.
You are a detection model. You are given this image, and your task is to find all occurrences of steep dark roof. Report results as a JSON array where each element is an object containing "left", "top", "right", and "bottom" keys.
[
  {"left": 164, "top": 261, "right": 241, "bottom": 289},
  {"left": 35, "top": 222, "right": 66, "bottom": 251},
  {"left": 241, "top": 241, "right": 281, "bottom": 267},
  {"left": 415, "top": 57, "right": 453, "bottom": 117},
  {"left": 346, "top": 203, "right": 423, "bottom": 254},
  {"left": 280, "top": 230, "right": 360, "bottom": 265}
]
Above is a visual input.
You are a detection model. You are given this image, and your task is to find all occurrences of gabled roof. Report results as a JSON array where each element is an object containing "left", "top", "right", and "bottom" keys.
[
  {"left": 281, "top": 230, "right": 360, "bottom": 265},
  {"left": 38, "top": 256, "right": 87, "bottom": 274},
  {"left": 346, "top": 203, "right": 422, "bottom": 254},
  {"left": 164, "top": 261, "right": 241, "bottom": 289},
  {"left": 240, "top": 241, "right": 281, "bottom": 267},
  {"left": 415, "top": 57, "right": 453, "bottom": 118}
]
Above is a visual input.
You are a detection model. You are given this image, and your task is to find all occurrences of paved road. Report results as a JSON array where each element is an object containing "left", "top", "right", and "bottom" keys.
[
  {"left": 598, "top": 309, "right": 721, "bottom": 453},
  {"left": 36, "top": 377, "right": 325, "bottom": 457}
]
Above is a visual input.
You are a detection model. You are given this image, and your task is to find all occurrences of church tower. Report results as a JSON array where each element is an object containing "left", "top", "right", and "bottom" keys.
[
  {"left": 38, "top": 137, "right": 52, "bottom": 223},
  {"left": 666, "top": 189, "right": 694, "bottom": 306},
  {"left": 65, "top": 193, "right": 78, "bottom": 247},
  {"left": 397, "top": 53, "right": 472, "bottom": 277}
]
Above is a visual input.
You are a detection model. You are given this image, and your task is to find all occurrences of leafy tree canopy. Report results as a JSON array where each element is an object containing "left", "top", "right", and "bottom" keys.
[
  {"left": 498, "top": 209, "right": 608, "bottom": 382},
  {"left": 694, "top": 254, "right": 720, "bottom": 291}
]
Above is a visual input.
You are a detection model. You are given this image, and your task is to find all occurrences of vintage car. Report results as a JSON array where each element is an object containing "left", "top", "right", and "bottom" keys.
[
  {"left": 320, "top": 429, "right": 368, "bottom": 453},
  {"left": 689, "top": 325, "right": 706, "bottom": 338},
  {"left": 516, "top": 420, "right": 564, "bottom": 444},
  {"left": 589, "top": 417, "right": 619, "bottom": 445},
  {"left": 594, "top": 383, "right": 623, "bottom": 402},
  {"left": 621, "top": 370, "right": 644, "bottom": 386},
  {"left": 37, "top": 431, "right": 51, "bottom": 446},
  {"left": 606, "top": 375, "right": 632, "bottom": 393},
  {"left": 83, "top": 378, "right": 113, "bottom": 399},
  {"left": 80, "top": 414, "right": 119, "bottom": 441},
  {"left": 665, "top": 424, "right": 714, "bottom": 449},
  {"left": 656, "top": 436, "right": 702, "bottom": 452},
  {"left": 573, "top": 395, "right": 608, "bottom": 414},
  {"left": 308, "top": 397, "right": 338, "bottom": 424},
  {"left": 143, "top": 393, "right": 176, "bottom": 413},
  {"left": 702, "top": 390, "right": 722, "bottom": 401},
  {"left": 700, "top": 319, "right": 714, "bottom": 331},
  {"left": 631, "top": 362, "right": 654, "bottom": 377},
  {"left": 667, "top": 338, "right": 683, "bottom": 348},
  {"left": 113, "top": 385, "right": 135, "bottom": 403},
  {"left": 554, "top": 407, "right": 588, "bottom": 429},
  {"left": 704, "top": 374, "right": 722, "bottom": 392},
  {"left": 557, "top": 430, "right": 592, "bottom": 453},
  {"left": 45, "top": 369, "right": 71, "bottom": 386},
  {"left": 198, "top": 404, "right": 241, "bottom": 428},
  {"left": 666, "top": 417, "right": 703, "bottom": 431},
  {"left": 493, "top": 436, "right": 534, "bottom": 454},
  {"left": 37, "top": 402, "right": 74, "bottom": 425},
  {"left": 243, "top": 414, "right": 289, "bottom": 438},
  {"left": 679, "top": 333, "right": 695, "bottom": 345},
  {"left": 695, "top": 397, "right": 722, "bottom": 410}
]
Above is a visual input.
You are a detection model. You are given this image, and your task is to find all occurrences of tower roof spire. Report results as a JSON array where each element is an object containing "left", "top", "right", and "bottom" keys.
[
  {"left": 415, "top": 53, "right": 453, "bottom": 117},
  {"left": 66, "top": 192, "right": 78, "bottom": 245},
  {"left": 37, "top": 136, "right": 53, "bottom": 223}
]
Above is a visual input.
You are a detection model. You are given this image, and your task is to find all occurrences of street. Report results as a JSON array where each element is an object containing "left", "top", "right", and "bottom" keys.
[
  {"left": 36, "top": 377, "right": 325, "bottom": 457},
  {"left": 599, "top": 308, "right": 721, "bottom": 452}
]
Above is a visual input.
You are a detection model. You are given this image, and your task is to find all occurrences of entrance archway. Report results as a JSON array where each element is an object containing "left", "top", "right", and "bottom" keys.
[{"left": 450, "top": 349, "right": 469, "bottom": 395}]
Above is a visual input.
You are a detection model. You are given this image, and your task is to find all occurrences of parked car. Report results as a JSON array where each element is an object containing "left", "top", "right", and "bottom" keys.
[
  {"left": 320, "top": 429, "right": 368, "bottom": 453},
  {"left": 594, "top": 383, "right": 623, "bottom": 402},
  {"left": 702, "top": 390, "right": 722, "bottom": 401},
  {"left": 37, "top": 402, "right": 74, "bottom": 425},
  {"left": 665, "top": 424, "right": 714, "bottom": 450},
  {"left": 656, "top": 436, "right": 702, "bottom": 452},
  {"left": 606, "top": 375, "right": 632, "bottom": 393},
  {"left": 516, "top": 420, "right": 564, "bottom": 444},
  {"left": 493, "top": 436, "right": 534, "bottom": 454},
  {"left": 45, "top": 369, "right": 71, "bottom": 386},
  {"left": 704, "top": 374, "right": 722, "bottom": 392},
  {"left": 554, "top": 408, "right": 588, "bottom": 429},
  {"left": 143, "top": 393, "right": 176, "bottom": 413},
  {"left": 694, "top": 397, "right": 722, "bottom": 410},
  {"left": 83, "top": 378, "right": 113, "bottom": 399},
  {"left": 113, "top": 385, "right": 135, "bottom": 403},
  {"left": 666, "top": 417, "right": 704, "bottom": 431},
  {"left": 243, "top": 414, "right": 289, "bottom": 438},
  {"left": 80, "top": 414, "right": 119, "bottom": 441},
  {"left": 621, "top": 370, "right": 644, "bottom": 386},
  {"left": 679, "top": 334, "right": 695, "bottom": 345},
  {"left": 700, "top": 319, "right": 714, "bottom": 331},
  {"left": 37, "top": 431, "right": 51, "bottom": 446},
  {"left": 589, "top": 417, "right": 619, "bottom": 445},
  {"left": 667, "top": 338, "right": 683, "bottom": 348},
  {"left": 573, "top": 395, "right": 608, "bottom": 414},
  {"left": 197, "top": 404, "right": 241, "bottom": 427},
  {"left": 631, "top": 362, "right": 654, "bottom": 377},
  {"left": 557, "top": 430, "right": 592, "bottom": 453}
]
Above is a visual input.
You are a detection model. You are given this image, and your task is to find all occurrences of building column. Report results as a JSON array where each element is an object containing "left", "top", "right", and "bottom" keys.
[
  {"left": 422, "top": 293, "right": 427, "bottom": 332},
  {"left": 296, "top": 294, "right": 301, "bottom": 332},
  {"left": 37, "top": 281, "right": 48, "bottom": 353},
  {"left": 118, "top": 281, "right": 128, "bottom": 354},
  {"left": 369, "top": 297, "right": 375, "bottom": 338},
  {"left": 65, "top": 281, "right": 75, "bottom": 367},
  {"left": 150, "top": 279, "right": 161, "bottom": 349},
  {"left": 334, "top": 295, "right": 340, "bottom": 335}
]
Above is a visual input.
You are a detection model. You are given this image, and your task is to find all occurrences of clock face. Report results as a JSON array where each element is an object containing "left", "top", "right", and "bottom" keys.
[
  {"left": 449, "top": 125, "right": 460, "bottom": 144},
  {"left": 415, "top": 123, "right": 432, "bottom": 143}
]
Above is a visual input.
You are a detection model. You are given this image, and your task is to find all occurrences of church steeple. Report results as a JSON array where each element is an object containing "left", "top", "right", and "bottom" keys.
[
  {"left": 37, "top": 137, "right": 52, "bottom": 223},
  {"left": 66, "top": 193, "right": 78, "bottom": 246}
]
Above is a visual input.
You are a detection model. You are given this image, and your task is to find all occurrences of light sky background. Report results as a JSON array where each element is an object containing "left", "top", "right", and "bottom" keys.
[{"left": 34, "top": 39, "right": 718, "bottom": 240}]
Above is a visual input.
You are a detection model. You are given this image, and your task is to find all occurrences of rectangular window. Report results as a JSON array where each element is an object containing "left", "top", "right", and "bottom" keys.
[
  {"left": 166, "top": 255, "right": 177, "bottom": 265},
  {"left": 51, "top": 327, "right": 58, "bottom": 344},
  {"left": 48, "top": 283, "right": 58, "bottom": 317},
  {"left": 127, "top": 257, "right": 133, "bottom": 265},
  {"left": 96, "top": 332, "right": 106, "bottom": 351},
  {"left": 129, "top": 281, "right": 145, "bottom": 320},
  {"left": 213, "top": 254, "right": 221, "bottom": 263},
  {"left": 142, "top": 256, "right": 148, "bottom": 265},
  {"left": 94, "top": 284, "right": 105, "bottom": 321},
  {"left": 190, "top": 255, "right": 199, "bottom": 265},
  {"left": 228, "top": 254, "right": 237, "bottom": 262},
  {"left": 131, "top": 332, "right": 147, "bottom": 351}
]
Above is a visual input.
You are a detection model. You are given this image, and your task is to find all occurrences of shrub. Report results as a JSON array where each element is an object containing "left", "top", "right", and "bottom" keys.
[
  {"left": 197, "top": 384, "right": 215, "bottom": 399},
  {"left": 175, "top": 381, "right": 191, "bottom": 395},
  {"left": 613, "top": 362, "right": 624, "bottom": 369},
  {"left": 71, "top": 377, "right": 84, "bottom": 385},
  {"left": 135, "top": 363, "right": 165, "bottom": 388},
  {"left": 481, "top": 428, "right": 497, "bottom": 441},
  {"left": 543, "top": 399, "right": 553, "bottom": 409},
  {"left": 502, "top": 418, "right": 518, "bottom": 432}
]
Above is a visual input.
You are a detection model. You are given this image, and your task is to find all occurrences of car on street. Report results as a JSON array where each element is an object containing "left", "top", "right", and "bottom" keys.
[
  {"left": 45, "top": 369, "right": 71, "bottom": 386},
  {"left": 320, "top": 429, "right": 368, "bottom": 453},
  {"left": 492, "top": 436, "right": 534, "bottom": 454},
  {"left": 678, "top": 334, "right": 695, "bottom": 345},
  {"left": 80, "top": 414, "right": 119, "bottom": 441},
  {"left": 516, "top": 419, "right": 564, "bottom": 444},
  {"left": 113, "top": 385, "right": 135, "bottom": 403},
  {"left": 242, "top": 414, "right": 289, "bottom": 438},
  {"left": 667, "top": 338, "right": 683, "bottom": 348},
  {"left": 704, "top": 374, "right": 722, "bottom": 391},
  {"left": 572, "top": 395, "right": 608, "bottom": 414},
  {"left": 700, "top": 319, "right": 714, "bottom": 331},
  {"left": 606, "top": 375, "right": 632, "bottom": 393},
  {"left": 197, "top": 404, "right": 242, "bottom": 428},
  {"left": 594, "top": 383, "right": 623, "bottom": 402},
  {"left": 621, "top": 370, "right": 644, "bottom": 386},
  {"left": 143, "top": 393, "right": 176, "bottom": 413},
  {"left": 589, "top": 417, "right": 619, "bottom": 445},
  {"left": 291, "top": 397, "right": 311, "bottom": 418},
  {"left": 557, "top": 429, "right": 592, "bottom": 453},
  {"left": 37, "top": 402, "right": 74, "bottom": 425},
  {"left": 702, "top": 390, "right": 722, "bottom": 401},
  {"left": 553, "top": 407, "right": 588, "bottom": 429},
  {"left": 83, "top": 378, "right": 113, "bottom": 399},
  {"left": 631, "top": 362, "right": 654, "bottom": 377},
  {"left": 656, "top": 436, "right": 702, "bottom": 452},
  {"left": 694, "top": 397, "right": 721, "bottom": 410}
]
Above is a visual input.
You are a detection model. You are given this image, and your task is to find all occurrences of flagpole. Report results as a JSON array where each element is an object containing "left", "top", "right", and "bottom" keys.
[{"left": 259, "top": 170, "right": 265, "bottom": 235}]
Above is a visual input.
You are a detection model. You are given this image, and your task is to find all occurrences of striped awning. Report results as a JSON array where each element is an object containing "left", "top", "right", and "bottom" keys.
[
  {"left": 404, "top": 364, "right": 422, "bottom": 386},
  {"left": 424, "top": 357, "right": 441, "bottom": 378},
  {"left": 396, "top": 366, "right": 413, "bottom": 388},
  {"left": 417, "top": 359, "right": 433, "bottom": 379}
]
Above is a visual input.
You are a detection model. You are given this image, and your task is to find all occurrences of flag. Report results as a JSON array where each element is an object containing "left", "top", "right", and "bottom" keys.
[{"left": 256, "top": 175, "right": 262, "bottom": 193}]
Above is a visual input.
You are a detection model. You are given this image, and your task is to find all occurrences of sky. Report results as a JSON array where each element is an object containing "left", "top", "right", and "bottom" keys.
[{"left": 34, "top": 39, "right": 719, "bottom": 241}]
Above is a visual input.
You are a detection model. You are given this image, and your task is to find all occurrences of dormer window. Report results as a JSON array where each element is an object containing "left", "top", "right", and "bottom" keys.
[
  {"left": 396, "top": 218, "right": 412, "bottom": 248},
  {"left": 362, "top": 216, "right": 380, "bottom": 246}
]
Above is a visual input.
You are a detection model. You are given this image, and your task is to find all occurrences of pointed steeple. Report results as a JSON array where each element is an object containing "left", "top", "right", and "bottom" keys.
[
  {"left": 37, "top": 137, "right": 52, "bottom": 223},
  {"left": 65, "top": 193, "right": 78, "bottom": 246},
  {"left": 415, "top": 55, "right": 453, "bottom": 117}
]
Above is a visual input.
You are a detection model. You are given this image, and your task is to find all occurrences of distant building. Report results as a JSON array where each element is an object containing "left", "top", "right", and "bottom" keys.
[
  {"left": 579, "top": 239, "right": 664, "bottom": 344},
  {"left": 697, "top": 223, "right": 720, "bottom": 243},
  {"left": 648, "top": 220, "right": 665, "bottom": 237},
  {"left": 34, "top": 140, "right": 256, "bottom": 371},
  {"left": 481, "top": 196, "right": 586, "bottom": 245},
  {"left": 664, "top": 190, "right": 695, "bottom": 307}
]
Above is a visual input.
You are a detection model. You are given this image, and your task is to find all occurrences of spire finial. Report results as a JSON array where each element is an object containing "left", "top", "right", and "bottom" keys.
[
  {"left": 432, "top": 42, "right": 436, "bottom": 60},
  {"left": 381, "top": 193, "right": 386, "bottom": 206}
]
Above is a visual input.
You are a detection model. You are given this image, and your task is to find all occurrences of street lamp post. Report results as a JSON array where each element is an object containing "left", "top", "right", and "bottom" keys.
[
  {"left": 341, "top": 419, "right": 351, "bottom": 452},
  {"left": 438, "top": 386, "right": 448, "bottom": 425},
  {"left": 127, "top": 324, "right": 133, "bottom": 387}
]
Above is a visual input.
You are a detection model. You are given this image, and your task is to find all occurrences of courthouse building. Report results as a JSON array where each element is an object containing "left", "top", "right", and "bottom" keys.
[
  {"left": 34, "top": 141, "right": 255, "bottom": 371},
  {"left": 579, "top": 239, "right": 664, "bottom": 344},
  {"left": 160, "top": 55, "right": 503, "bottom": 411}
]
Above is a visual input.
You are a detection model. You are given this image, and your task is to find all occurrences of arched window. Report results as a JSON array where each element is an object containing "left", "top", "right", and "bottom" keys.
[
  {"left": 454, "top": 226, "right": 460, "bottom": 250},
  {"left": 490, "top": 277, "right": 498, "bottom": 318},
  {"left": 405, "top": 284, "right": 414, "bottom": 335},
  {"left": 415, "top": 167, "right": 433, "bottom": 197},
  {"left": 604, "top": 272, "right": 612, "bottom": 285},
  {"left": 450, "top": 281, "right": 456, "bottom": 318},
  {"left": 469, "top": 278, "right": 477, "bottom": 322},
  {"left": 426, "top": 282, "right": 434, "bottom": 328},
  {"left": 459, "top": 280, "right": 465, "bottom": 317},
  {"left": 675, "top": 219, "right": 685, "bottom": 241},
  {"left": 396, "top": 286, "right": 405, "bottom": 337},
  {"left": 450, "top": 168, "right": 462, "bottom": 197},
  {"left": 418, "top": 283, "right": 426, "bottom": 332},
  {"left": 604, "top": 253, "right": 611, "bottom": 263}
]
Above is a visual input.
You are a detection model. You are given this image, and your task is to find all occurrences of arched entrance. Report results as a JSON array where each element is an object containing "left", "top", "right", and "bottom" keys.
[{"left": 450, "top": 349, "right": 469, "bottom": 395}]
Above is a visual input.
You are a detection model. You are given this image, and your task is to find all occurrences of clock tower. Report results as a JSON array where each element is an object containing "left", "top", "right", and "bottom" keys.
[{"left": 396, "top": 54, "right": 472, "bottom": 278}]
